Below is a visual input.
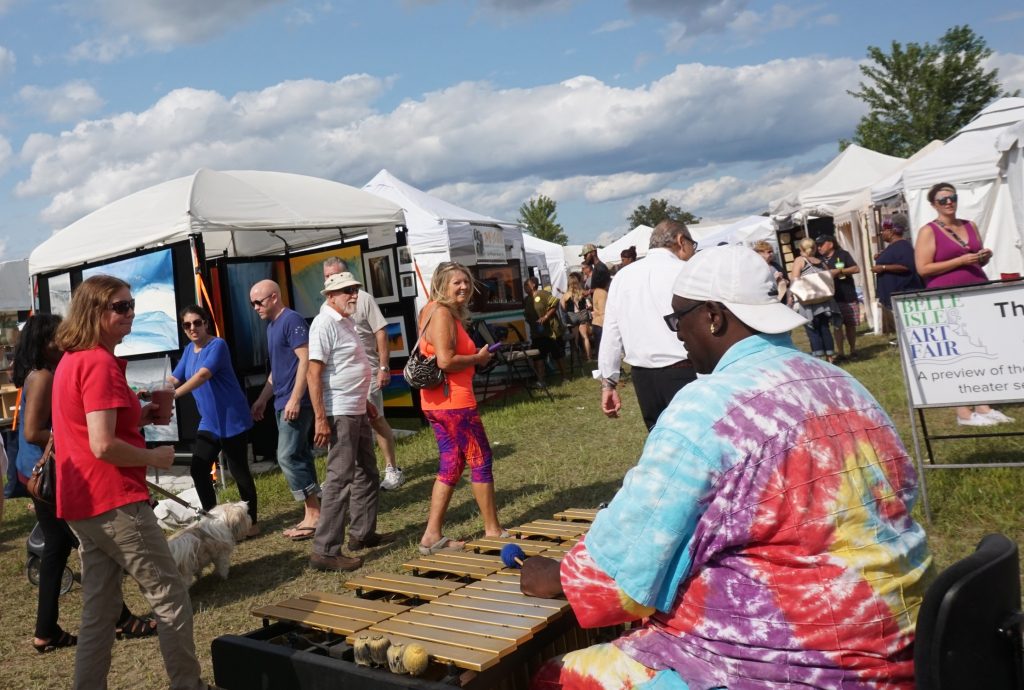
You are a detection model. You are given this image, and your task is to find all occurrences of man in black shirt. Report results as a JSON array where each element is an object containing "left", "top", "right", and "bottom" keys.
[{"left": 816, "top": 234, "right": 861, "bottom": 360}]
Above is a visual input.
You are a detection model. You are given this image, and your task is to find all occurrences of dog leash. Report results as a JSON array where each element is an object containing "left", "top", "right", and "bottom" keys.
[{"left": 146, "top": 479, "right": 211, "bottom": 519}]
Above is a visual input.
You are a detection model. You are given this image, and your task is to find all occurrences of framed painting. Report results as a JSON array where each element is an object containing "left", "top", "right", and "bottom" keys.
[
  {"left": 363, "top": 249, "right": 399, "bottom": 305},
  {"left": 125, "top": 357, "right": 179, "bottom": 443},
  {"left": 399, "top": 272, "right": 417, "bottom": 298},
  {"left": 382, "top": 372, "right": 414, "bottom": 408},
  {"left": 384, "top": 316, "right": 409, "bottom": 358},
  {"left": 48, "top": 272, "right": 72, "bottom": 318},
  {"left": 83, "top": 248, "right": 177, "bottom": 357},
  {"left": 397, "top": 245, "right": 414, "bottom": 272},
  {"left": 289, "top": 245, "right": 364, "bottom": 319}
]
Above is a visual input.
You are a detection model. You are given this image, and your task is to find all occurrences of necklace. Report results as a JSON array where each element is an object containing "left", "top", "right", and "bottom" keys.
[{"left": 936, "top": 219, "right": 969, "bottom": 249}]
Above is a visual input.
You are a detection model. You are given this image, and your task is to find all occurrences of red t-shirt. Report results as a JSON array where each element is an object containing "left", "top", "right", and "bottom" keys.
[{"left": 52, "top": 347, "right": 149, "bottom": 521}]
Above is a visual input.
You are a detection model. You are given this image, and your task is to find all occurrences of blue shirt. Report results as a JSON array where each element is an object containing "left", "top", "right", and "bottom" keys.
[
  {"left": 15, "top": 391, "right": 44, "bottom": 480},
  {"left": 173, "top": 337, "right": 253, "bottom": 439},
  {"left": 266, "top": 307, "right": 310, "bottom": 411}
]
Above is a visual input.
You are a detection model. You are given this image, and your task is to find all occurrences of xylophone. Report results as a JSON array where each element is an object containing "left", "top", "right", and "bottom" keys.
[{"left": 211, "top": 508, "right": 612, "bottom": 690}]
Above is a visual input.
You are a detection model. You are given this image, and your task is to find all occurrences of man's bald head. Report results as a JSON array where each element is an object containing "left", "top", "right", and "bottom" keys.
[{"left": 250, "top": 279, "right": 282, "bottom": 320}]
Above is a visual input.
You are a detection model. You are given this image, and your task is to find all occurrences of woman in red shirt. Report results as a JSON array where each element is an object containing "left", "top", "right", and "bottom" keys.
[
  {"left": 52, "top": 275, "right": 208, "bottom": 690},
  {"left": 417, "top": 262, "right": 505, "bottom": 554}
]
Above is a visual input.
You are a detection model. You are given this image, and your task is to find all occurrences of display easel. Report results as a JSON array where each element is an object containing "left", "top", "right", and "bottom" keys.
[{"left": 893, "top": 279, "right": 1024, "bottom": 523}]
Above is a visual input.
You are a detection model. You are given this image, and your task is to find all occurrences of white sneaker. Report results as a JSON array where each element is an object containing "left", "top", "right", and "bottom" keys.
[
  {"left": 381, "top": 466, "right": 405, "bottom": 491},
  {"left": 957, "top": 413, "right": 999, "bottom": 427},
  {"left": 982, "top": 409, "right": 1015, "bottom": 424}
]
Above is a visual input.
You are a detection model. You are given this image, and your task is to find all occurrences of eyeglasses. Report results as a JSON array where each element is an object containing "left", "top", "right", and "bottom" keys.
[
  {"left": 108, "top": 299, "right": 136, "bottom": 315},
  {"left": 250, "top": 295, "right": 272, "bottom": 308},
  {"left": 663, "top": 301, "right": 706, "bottom": 332},
  {"left": 684, "top": 237, "right": 698, "bottom": 250},
  {"left": 339, "top": 286, "right": 360, "bottom": 295},
  {"left": 935, "top": 194, "right": 958, "bottom": 205},
  {"left": 182, "top": 319, "right": 204, "bottom": 330}
]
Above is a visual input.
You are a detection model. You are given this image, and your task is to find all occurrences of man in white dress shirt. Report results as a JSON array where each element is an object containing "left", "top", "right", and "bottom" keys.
[
  {"left": 307, "top": 272, "right": 393, "bottom": 573},
  {"left": 597, "top": 219, "right": 698, "bottom": 429},
  {"left": 323, "top": 257, "right": 404, "bottom": 491}
]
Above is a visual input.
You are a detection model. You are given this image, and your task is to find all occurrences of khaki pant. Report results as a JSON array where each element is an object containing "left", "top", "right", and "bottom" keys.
[{"left": 68, "top": 501, "right": 205, "bottom": 690}]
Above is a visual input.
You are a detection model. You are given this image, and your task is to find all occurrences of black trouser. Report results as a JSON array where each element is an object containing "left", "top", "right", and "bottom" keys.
[
  {"left": 191, "top": 430, "right": 258, "bottom": 524},
  {"left": 630, "top": 364, "right": 698, "bottom": 430}
]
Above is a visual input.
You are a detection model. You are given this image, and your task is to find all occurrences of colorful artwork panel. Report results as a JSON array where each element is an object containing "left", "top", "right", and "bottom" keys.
[
  {"left": 289, "top": 246, "right": 363, "bottom": 318},
  {"left": 382, "top": 372, "right": 413, "bottom": 408},
  {"left": 384, "top": 316, "right": 409, "bottom": 358}
]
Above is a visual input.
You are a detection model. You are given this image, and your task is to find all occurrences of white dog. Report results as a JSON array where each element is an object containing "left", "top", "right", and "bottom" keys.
[{"left": 167, "top": 501, "right": 252, "bottom": 587}]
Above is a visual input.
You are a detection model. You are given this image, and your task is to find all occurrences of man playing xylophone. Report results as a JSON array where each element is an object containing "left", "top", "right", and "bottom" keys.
[{"left": 521, "top": 245, "right": 934, "bottom": 689}]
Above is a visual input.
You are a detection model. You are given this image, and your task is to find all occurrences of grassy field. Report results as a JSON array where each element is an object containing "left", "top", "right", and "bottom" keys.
[{"left": 1, "top": 329, "right": 1022, "bottom": 689}]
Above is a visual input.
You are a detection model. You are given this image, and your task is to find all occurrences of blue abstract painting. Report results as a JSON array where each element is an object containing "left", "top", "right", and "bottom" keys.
[{"left": 83, "top": 248, "right": 178, "bottom": 356}]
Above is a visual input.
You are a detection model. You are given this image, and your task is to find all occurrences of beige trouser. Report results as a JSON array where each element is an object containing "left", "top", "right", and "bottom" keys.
[{"left": 68, "top": 501, "right": 204, "bottom": 690}]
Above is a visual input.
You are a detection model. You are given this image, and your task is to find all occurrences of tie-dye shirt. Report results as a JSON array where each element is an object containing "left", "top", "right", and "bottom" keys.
[{"left": 562, "top": 333, "right": 933, "bottom": 689}]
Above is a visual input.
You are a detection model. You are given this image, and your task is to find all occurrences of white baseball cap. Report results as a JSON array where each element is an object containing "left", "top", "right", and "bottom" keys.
[{"left": 672, "top": 245, "right": 807, "bottom": 334}]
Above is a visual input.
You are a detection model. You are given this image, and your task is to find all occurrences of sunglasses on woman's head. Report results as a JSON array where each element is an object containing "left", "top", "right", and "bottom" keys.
[
  {"left": 935, "top": 194, "right": 958, "bottom": 205},
  {"left": 108, "top": 299, "right": 135, "bottom": 315}
]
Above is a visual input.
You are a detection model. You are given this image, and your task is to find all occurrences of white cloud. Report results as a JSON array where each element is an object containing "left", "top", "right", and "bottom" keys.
[
  {"left": 68, "top": 35, "right": 135, "bottom": 63},
  {"left": 286, "top": 8, "right": 314, "bottom": 26},
  {"left": 14, "top": 56, "right": 880, "bottom": 228},
  {"left": 594, "top": 19, "right": 633, "bottom": 34},
  {"left": 18, "top": 81, "right": 105, "bottom": 122},
  {"left": 986, "top": 52, "right": 1024, "bottom": 94},
  {"left": 0, "top": 45, "right": 15, "bottom": 75},
  {"left": 81, "top": 0, "right": 285, "bottom": 48},
  {"left": 0, "top": 135, "right": 12, "bottom": 174}
]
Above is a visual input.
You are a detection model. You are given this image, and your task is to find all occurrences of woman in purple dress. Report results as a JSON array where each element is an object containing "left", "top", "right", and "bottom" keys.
[{"left": 914, "top": 181, "right": 1012, "bottom": 427}]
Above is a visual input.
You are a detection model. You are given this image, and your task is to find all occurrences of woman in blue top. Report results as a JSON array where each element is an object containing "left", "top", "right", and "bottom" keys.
[{"left": 170, "top": 305, "right": 259, "bottom": 534}]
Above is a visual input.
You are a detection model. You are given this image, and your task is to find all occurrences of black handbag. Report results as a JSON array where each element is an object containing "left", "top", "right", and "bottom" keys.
[
  {"left": 26, "top": 438, "right": 56, "bottom": 504},
  {"left": 403, "top": 306, "right": 447, "bottom": 392}
]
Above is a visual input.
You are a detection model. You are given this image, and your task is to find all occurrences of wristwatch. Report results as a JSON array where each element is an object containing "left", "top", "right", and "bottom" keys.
[{"left": 378, "top": 365, "right": 388, "bottom": 371}]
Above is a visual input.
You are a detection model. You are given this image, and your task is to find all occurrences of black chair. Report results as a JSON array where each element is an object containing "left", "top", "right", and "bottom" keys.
[
  {"left": 914, "top": 533, "right": 1024, "bottom": 689},
  {"left": 471, "top": 320, "right": 552, "bottom": 405}
]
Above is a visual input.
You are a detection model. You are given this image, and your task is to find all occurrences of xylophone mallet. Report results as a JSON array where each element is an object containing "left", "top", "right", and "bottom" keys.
[{"left": 500, "top": 543, "right": 527, "bottom": 569}]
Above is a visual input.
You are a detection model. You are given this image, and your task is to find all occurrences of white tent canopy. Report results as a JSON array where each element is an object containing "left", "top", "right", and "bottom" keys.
[
  {"left": 695, "top": 215, "right": 776, "bottom": 248},
  {"left": 597, "top": 225, "right": 653, "bottom": 265},
  {"left": 522, "top": 233, "right": 568, "bottom": 295},
  {"left": 362, "top": 169, "right": 525, "bottom": 306},
  {"left": 894, "top": 98, "right": 1024, "bottom": 278},
  {"left": 29, "top": 168, "right": 406, "bottom": 276},
  {"left": 0, "top": 259, "right": 30, "bottom": 311},
  {"left": 770, "top": 144, "right": 906, "bottom": 219},
  {"left": 997, "top": 119, "right": 1024, "bottom": 265}
]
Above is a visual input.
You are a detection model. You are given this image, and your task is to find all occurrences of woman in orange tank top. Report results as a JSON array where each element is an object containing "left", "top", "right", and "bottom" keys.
[{"left": 417, "top": 262, "right": 506, "bottom": 554}]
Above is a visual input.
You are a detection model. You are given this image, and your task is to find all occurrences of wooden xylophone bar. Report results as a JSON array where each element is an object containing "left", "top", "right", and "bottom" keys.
[{"left": 212, "top": 508, "right": 608, "bottom": 690}]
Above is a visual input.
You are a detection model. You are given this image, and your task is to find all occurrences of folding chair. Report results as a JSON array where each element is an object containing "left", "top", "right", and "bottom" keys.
[
  {"left": 472, "top": 320, "right": 553, "bottom": 405},
  {"left": 914, "top": 533, "right": 1024, "bottom": 689}
]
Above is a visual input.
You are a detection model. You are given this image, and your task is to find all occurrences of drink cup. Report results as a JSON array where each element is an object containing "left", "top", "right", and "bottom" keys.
[{"left": 150, "top": 387, "right": 175, "bottom": 425}]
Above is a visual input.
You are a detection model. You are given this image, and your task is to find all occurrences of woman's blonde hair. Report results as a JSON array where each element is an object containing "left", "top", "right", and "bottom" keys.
[
  {"left": 55, "top": 275, "right": 130, "bottom": 352},
  {"left": 429, "top": 262, "right": 474, "bottom": 322},
  {"left": 798, "top": 237, "right": 817, "bottom": 257},
  {"left": 566, "top": 272, "right": 584, "bottom": 301},
  {"left": 752, "top": 240, "right": 772, "bottom": 253}
]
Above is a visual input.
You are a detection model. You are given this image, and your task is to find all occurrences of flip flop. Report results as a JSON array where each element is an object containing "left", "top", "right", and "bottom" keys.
[
  {"left": 284, "top": 526, "right": 316, "bottom": 541},
  {"left": 418, "top": 536, "right": 465, "bottom": 555}
]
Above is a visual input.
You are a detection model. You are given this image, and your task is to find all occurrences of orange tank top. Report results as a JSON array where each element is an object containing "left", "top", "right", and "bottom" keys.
[{"left": 419, "top": 303, "right": 477, "bottom": 410}]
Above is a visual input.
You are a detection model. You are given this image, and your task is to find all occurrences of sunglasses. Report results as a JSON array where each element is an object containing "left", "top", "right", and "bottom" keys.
[
  {"left": 684, "top": 237, "right": 698, "bottom": 250},
  {"left": 663, "top": 301, "right": 705, "bottom": 332},
  {"left": 339, "top": 286, "right": 360, "bottom": 295},
  {"left": 935, "top": 194, "right": 958, "bottom": 205},
  {"left": 108, "top": 299, "right": 136, "bottom": 315},
  {"left": 250, "top": 295, "right": 272, "bottom": 308},
  {"left": 182, "top": 319, "right": 204, "bottom": 330}
]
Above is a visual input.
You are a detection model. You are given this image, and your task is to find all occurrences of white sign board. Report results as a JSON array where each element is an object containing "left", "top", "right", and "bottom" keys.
[
  {"left": 472, "top": 225, "right": 507, "bottom": 264},
  {"left": 893, "top": 281, "right": 1024, "bottom": 408}
]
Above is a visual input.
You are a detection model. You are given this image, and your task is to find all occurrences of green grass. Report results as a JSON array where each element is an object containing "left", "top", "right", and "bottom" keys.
[{"left": 1, "top": 329, "right": 1022, "bottom": 688}]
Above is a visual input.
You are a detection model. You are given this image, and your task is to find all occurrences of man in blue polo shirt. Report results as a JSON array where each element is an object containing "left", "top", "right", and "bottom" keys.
[{"left": 249, "top": 279, "right": 320, "bottom": 540}]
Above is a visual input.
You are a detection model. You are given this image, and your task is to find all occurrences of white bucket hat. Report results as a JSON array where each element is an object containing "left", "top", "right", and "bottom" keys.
[
  {"left": 672, "top": 245, "right": 807, "bottom": 334},
  {"left": 321, "top": 271, "right": 361, "bottom": 295}
]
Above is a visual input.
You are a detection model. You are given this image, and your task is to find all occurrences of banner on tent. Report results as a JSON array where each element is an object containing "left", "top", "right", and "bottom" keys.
[
  {"left": 472, "top": 225, "right": 507, "bottom": 264},
  {"left": 893, "top": 280, "right": 1024, "bottom": 408}
]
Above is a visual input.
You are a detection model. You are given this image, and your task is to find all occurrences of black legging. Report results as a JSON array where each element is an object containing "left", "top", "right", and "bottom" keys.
[
  {"left": 190, "top": 430, "right": 258, "bottom": 524},
  {"left": 32, "top": 495, "right": 133, "bottom": 639}
]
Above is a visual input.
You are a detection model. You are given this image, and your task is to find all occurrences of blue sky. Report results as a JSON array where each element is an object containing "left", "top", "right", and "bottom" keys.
[{"left": 1, "top": 0, "right": 1022, "bottom": 260}]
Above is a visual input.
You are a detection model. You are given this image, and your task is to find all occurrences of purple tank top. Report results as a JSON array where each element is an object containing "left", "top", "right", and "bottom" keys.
[{"left": 924, "top": 220, "right": 987, "bottom": 288}]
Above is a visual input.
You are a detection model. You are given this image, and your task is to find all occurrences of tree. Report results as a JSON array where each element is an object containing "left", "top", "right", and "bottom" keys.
[
  {"left": 627, "top": 198, "right": 700, "bottom": 230},
  {"left": 518, "top": 195, "right": 568, "bottom": 245},
  {"left": 846, "top": 25, "right": 1017, "bottom": 157}
]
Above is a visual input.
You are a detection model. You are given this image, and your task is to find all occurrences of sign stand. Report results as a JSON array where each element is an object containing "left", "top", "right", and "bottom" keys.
[{"left": 893, "top": 280, "right": 1024, "bottom": 523}]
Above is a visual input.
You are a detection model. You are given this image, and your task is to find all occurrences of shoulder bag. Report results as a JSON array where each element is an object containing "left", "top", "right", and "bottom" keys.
[
  {"left": 789, "top": 261, "right": 835, "bottom": 305},
  {"left": 26, "top": 438, "right": 56, "bottom": 504},
  {"left": 403, "top": 305, "right": 448, "bottom": 392}
]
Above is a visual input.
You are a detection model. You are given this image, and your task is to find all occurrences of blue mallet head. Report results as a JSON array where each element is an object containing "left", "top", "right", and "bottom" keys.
[{"left": 500, "top": 543, "right": 526, "bottom": 569}]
